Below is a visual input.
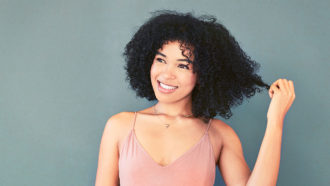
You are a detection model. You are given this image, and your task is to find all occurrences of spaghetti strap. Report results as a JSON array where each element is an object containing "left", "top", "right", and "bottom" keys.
[
  {"left": 132, "top": 112, "right": 137, "bottom": 130},
  {"left": 205, "top": 118, "right": 212, "bottom": 134}
]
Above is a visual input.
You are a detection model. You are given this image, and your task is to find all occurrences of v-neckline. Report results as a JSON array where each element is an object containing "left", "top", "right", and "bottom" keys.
[{"left": 132, "top": 129, "right": 208, "bottom": 168}]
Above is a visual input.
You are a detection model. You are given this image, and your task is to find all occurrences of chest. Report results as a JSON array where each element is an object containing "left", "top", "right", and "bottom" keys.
[{"left": 118, "top": 122, "right": 222, "bottom": 167}]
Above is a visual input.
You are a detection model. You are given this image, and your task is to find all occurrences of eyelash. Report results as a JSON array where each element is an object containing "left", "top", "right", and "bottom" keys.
[{"left": 156, "top": 58, "right": 190, "bottom": 70}]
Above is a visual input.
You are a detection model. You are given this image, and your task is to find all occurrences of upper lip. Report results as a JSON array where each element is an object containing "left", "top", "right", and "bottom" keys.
[{"left": 158, "top": 80, "right": 178, "bottom": 87}]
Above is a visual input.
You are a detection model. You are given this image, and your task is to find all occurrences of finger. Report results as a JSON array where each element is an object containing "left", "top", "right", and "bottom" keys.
[
  {"left": 269, "top": 79, "right": 280, "bottom": 95},
  {"left": 273, "top": 78, "right": 280, "bottom": 86},
  {"left": 279, "top": 79, "right": 289, "bottom": 93},
  {"left": 272, "top": 84, "right": 280, "bottom": 98},
  {"left": 272, "top": 83, "right": 280, "bottom": 93},
  {"left": 269, "top": 81, "right": 280, "bottom": 98},
  {"left": 269, "top": 83, "right": 275, "bottom": 97},
  {"left": 288, "top": 80, "right": 295, "bottom": 93},
  {"left": 288, "top": 80, "right": 295, "bottom": 98},
  {"left": 269, "top": 79, "right": 279, "bottom": 95}
]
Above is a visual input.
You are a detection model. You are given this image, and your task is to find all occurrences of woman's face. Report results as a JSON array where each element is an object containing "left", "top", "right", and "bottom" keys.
[{"left": 150, "top": 41, "right": 197, "bottom": 103}]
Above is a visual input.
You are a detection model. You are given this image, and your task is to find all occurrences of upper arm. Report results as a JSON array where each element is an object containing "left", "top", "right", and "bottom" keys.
[
  {"left": 95, "top": 112, "right": 127, "bottom": 186},
  {"left": 218, "top": 123, "right": 251, "bottom": 186}
]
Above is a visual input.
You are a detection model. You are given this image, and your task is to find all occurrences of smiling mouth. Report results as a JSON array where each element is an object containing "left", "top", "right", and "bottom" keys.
[{"left": 157, "top": 80, "right": 178, "bottom": 89}]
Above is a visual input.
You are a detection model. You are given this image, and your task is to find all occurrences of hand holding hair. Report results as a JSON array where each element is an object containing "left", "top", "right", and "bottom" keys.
[{"left": 267, "top": 78, "right": 296, "bottom": 124}]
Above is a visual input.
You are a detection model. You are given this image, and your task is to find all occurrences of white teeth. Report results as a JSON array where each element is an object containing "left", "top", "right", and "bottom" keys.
[{"left": 160, "top": 82, "right": 177, "bottom": 90}]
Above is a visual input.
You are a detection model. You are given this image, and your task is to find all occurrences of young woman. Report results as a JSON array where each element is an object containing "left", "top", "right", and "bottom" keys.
[{"left": 95, "top": 10, "right": 296, "bottom": 186}]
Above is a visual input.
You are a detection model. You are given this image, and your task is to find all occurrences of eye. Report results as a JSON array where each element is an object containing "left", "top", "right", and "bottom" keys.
[
  {"left": 178, "top": 64, "right": 190, "bottom": 70},
  {"left": 156, "top": 58, "right": 165, "bottom": 63}
]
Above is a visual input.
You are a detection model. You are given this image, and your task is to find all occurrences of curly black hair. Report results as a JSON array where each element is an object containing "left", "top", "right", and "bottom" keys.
[{"left": 123, "top": 9, "right": 270, "bottom": 122}]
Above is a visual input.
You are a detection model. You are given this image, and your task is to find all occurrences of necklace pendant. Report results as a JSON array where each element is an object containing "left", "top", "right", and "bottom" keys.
[{"left": 164, "top": 124, "right": 170, "bottom": 128}]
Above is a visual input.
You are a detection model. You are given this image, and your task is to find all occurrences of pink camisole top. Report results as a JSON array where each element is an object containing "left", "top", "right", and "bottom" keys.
[{"left": 118, "top": 112, "right": 216, "bottom": 186}]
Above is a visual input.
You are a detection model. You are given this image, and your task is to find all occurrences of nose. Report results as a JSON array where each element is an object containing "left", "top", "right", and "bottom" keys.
[{"left": 161, "top": 65, "right": 176, "bottom": 79}]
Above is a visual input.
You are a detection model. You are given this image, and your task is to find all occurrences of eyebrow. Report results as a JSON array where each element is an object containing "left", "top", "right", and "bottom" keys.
[{"left": 156, "top": 51, "right": 193, "bottom": 63}]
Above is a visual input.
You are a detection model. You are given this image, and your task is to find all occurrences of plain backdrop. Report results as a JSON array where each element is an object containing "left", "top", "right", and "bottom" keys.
[{"left": 1, "top": 0, "right": 329, "bottom": 185}]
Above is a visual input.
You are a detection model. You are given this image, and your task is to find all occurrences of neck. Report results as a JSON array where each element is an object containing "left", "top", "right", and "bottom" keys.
[{"left": 153, "top": 100, "right": 193, "bottom": 118}]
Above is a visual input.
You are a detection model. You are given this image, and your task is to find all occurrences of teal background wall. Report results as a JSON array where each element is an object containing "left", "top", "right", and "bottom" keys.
[{"left": 1, "top": 0, "right": 329, "bottom": 185}]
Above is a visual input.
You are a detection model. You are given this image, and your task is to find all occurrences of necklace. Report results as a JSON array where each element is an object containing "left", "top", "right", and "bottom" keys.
[{"left": 153, "top": 105, "right": 193, "bottom": 128}]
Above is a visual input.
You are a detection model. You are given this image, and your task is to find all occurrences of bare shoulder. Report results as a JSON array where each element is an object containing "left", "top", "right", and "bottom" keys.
[
  {"left": 103, "top": 111, "right": 136, "bottom": 146},
  {"left": 105, "top": 111, "right": 134, "bottom": 128},
  {"left": 210, "top": 118, "right": 236, "bottom": 140},
  {"left": 211, "top": 118, "right": 239, "bottom": 140}
]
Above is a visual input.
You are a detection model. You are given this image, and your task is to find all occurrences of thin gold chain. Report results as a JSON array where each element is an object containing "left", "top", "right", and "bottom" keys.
[{"left": 153, "top": 105, "right": 193, "bottom": 128}]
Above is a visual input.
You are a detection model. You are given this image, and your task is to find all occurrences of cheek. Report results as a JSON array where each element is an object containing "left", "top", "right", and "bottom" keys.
[
  {"left": 150, "top": 62, "right": 164, "bottom": 79},
  {"left": 190, "top": 77, "right": 197, "bottom": 87},
  {"left": 181, "top": 74, "right": 197, "bottom": 87},
  {"left": 150, "top": 63, "right": 157, "bottom": 77},
  {"left": 190, "top": 72, "right": 197, "bottom": 82}
]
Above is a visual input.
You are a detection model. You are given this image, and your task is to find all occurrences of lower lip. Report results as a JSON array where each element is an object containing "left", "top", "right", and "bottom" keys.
[{"left": 157, "top": 81, "right": 178, "bottom": 94}]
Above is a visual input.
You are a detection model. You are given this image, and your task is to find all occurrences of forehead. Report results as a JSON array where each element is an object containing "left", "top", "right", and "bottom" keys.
[{"left": 157, "top": 41, "right": 194, "bottom": 61}]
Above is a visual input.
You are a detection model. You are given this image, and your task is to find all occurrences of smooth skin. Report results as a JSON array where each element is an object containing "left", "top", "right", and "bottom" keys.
[{"left": 95, "top": 41, "right": 295, "bottom": 186}]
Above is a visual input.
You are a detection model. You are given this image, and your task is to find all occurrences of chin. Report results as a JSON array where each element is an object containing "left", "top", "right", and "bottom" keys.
[{"left": 154, "top": 91, "right": 193, "bottom": 104}]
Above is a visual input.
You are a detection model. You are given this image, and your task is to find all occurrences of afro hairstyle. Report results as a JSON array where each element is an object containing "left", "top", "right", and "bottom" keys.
[{"left": 123, "top": 9, "right": 270, "bottom": 123}]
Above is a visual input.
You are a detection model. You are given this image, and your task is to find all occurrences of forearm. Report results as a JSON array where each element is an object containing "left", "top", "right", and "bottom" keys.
[{"left": 246, "top": 119, "right": 283, "bottom": 186}]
